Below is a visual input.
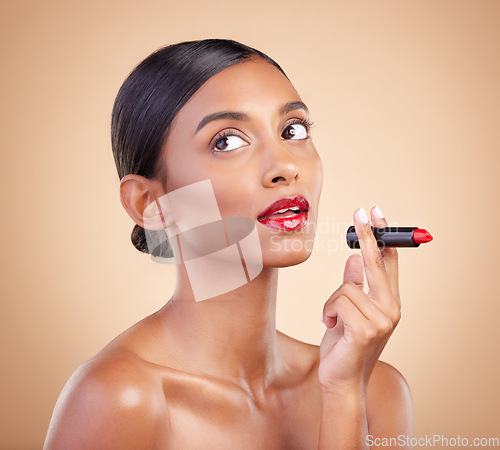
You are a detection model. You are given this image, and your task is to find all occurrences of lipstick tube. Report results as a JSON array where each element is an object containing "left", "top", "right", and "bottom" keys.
[{"left": 346, "top": 226, "right": 433, "bottom": 248}]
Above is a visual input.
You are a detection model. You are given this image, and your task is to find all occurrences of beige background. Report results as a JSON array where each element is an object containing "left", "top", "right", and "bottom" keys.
[{"left": 1, "top": 0, "right": 499, "bottom": 448}]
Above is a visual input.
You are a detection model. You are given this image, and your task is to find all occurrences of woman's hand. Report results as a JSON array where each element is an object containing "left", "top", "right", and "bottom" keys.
[{"left": 318, "top": 206, "right": 401, "bottom": 394}]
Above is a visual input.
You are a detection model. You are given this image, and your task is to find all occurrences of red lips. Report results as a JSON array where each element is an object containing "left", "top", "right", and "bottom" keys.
[
  {"left": 257, "top": 195, "right": 309, "bottom": 220},
  {"left": 257, "top": 195, "right": 310, "bottom": 231}
]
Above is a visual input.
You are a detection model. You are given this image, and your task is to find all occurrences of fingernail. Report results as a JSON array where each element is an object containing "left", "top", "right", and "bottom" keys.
[
  {"left": 321, "top": 312, "right": 324, "bottom": 322},
  {"left": 357, "top": 207, "right": 369, "bottom": 224},
  {"left": 374, "top": 205, "right": 384, "bottom": 218}
]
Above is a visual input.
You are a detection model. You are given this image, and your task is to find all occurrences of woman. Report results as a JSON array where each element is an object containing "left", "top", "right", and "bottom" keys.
[{"left": 44, "top": 39, "right": 413, "bottom": 449}]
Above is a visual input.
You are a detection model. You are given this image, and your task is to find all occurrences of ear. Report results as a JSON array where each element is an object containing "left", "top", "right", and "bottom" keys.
[{"left": 119, "top": 174, "right": 173, "bottom": 230}]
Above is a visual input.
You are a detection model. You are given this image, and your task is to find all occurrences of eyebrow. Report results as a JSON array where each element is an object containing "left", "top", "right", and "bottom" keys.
[
  {"left": 279, "top": 101, "right": 309, "bottom": 116},
  {"left": 194, "top": 101, "right": 309, "bottom": 135}
]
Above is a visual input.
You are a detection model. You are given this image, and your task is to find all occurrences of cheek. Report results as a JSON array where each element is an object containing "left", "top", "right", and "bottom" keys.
[
  {"left": 316, "top": 152, "right": 324, "bottom": 180},
  {"left": 309, "top": 152, "right": 323, "bottom": 181},
  {"left": 301, "top": 152, "right": 324, "bottom": 201},
  {"left": 209, "top": 169, "right": 258, "bottom": 214}
]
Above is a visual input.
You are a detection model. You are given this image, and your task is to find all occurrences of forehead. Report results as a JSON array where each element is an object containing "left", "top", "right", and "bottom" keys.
[{"left": 172, "top": 57, "right": 301, "bottom": 127}]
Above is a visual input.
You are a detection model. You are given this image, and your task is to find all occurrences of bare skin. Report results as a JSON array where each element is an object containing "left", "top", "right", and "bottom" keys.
[{"left": 44, "top": 58, "right": 413, "bottom": 449}]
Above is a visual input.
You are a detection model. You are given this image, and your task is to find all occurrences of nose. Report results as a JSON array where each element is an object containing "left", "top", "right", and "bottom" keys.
[{"left": 261, "top": 142, "right": 299, "bottom": 187}]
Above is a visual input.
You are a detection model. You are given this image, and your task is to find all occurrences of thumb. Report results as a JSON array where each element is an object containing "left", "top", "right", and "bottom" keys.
[{"left": 343, "top": 254, "right": 364, "bottom": 289}]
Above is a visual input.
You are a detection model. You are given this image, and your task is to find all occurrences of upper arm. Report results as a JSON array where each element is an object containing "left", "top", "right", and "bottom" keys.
[
  {"left": 366, "top": 360, "right": 414, "bottom": 448},
  {"left": 44, "top": 359, "right": 166, "bottom": 450}
]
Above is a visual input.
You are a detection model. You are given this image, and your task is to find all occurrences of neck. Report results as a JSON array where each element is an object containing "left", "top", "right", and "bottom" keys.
[{"left": 155, "top": 263, "right": 284, "bottom": 397}]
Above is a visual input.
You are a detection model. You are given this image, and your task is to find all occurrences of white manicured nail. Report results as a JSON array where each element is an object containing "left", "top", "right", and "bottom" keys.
[
  {"left": 374, "top": 205, "right": 384, "bottom": 218},
  {"left": 357, "top": 208, "right": 369, "bottom": 223}
]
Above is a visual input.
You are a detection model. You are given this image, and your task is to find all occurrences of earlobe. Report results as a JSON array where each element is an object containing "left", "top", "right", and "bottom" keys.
[{"left": 119, "top": 174, "right": 173, "bottom": 231}]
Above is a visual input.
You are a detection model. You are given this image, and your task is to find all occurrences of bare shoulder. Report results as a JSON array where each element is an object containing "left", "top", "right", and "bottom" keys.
[
  {"left": 366, "top": 360, "right": 414, "bottom": 438},
  {"left": 367, "top": 360, "right": 412, "bottom": 406},
  {"left": 44, "top": 349, "right": 167, "bottom": 449}
]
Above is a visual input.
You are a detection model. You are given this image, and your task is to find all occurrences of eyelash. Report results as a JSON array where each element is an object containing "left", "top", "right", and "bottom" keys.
[
  {"left": 209, "top": 117, "right": 315, "bottom": 151},
  {"left": 285, "top": 117, "right": 315, "bottom": 136},
  {"left": 210, "top": 129, "right": 239, "bottom": 148}
]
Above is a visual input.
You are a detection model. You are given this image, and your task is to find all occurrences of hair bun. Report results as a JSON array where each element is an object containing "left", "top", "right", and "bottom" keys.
[
  {"left": 131, "top": 224, "right": 149, "bottom": 254},
  {"left": 131, "top": 224, "right": 173, "bottom": 258}
]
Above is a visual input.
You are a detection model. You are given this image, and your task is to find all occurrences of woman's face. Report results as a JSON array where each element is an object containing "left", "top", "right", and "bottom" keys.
[{"left": 159, "top": 57, "right": 323, "bottom": 267}]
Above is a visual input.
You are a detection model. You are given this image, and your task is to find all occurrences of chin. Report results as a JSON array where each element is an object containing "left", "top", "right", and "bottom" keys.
[
  {"left": 260, "top": 235, "right": 316, "bottom": 268},
  {"left": 263, "top": 250, "right": 313, "bottom": 268}
]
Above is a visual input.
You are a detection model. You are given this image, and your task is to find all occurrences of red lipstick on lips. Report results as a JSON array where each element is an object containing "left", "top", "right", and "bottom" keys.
[{"left": 257, "top": 195, "right": 309, "bottom": 231}]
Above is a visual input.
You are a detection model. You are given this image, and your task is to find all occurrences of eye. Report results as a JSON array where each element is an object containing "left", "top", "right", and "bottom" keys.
[
  {"left": 281, "top": 121, "right": 310, "bottom": 140},
  {"left": 211, "top": 132, "right": 248, "bottom": 152}
]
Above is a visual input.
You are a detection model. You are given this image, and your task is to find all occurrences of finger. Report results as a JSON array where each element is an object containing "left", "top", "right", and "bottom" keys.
[
  {"left": 353, "top": 207, "right": 393, "bottom": 307},
  {"left": 327, "top": 281, "right": 392, "bottom": 325},
  {"left": 343, "top": 254, "right": 364, "bottom": 290},
  {"left": 323, "top": 294, "right": 369, "bottom": 331},
  {"left": 370, "top": 205, "right": 400, "bottom": 304}
]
